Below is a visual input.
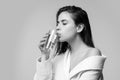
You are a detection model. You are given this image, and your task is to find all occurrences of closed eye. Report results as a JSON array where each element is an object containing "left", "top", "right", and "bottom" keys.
[
  {"left": 62, "top": 22, "right": 67, "bottom": 25},
  {"left": 61, "top": 19, "right": 68, "bottom": 25},
  {"left": 57, "top": 19, "right": 68, "bottom": 26}
]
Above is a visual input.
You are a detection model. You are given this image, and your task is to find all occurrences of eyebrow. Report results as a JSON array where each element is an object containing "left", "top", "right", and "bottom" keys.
[
  {"left": 62, "top": 19, "right": 67, "bottom": 22},
  {"left": 57, "top": 19, "right": 67, "bottom": 23}
]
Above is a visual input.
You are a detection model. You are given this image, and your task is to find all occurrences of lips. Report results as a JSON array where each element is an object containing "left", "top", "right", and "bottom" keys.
[{"left": 56, "top": 33, "right": 61, "bottom": 38}]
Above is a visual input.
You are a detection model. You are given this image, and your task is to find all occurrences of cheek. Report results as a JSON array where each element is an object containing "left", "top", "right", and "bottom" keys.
[
  {"left": 65, "top": 25, "right": 76, "bottom": 35},
  {"left": 63, "top": 24, "right": 75, "bottom": 33},
  {"left": 61, "top": 26, "right": 76, "bottom": 41}
]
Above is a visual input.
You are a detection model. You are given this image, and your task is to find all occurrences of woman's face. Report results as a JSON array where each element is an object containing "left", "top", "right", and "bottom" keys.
[{"left": 56, "top": 12, "right": 77, "bottom": 42}]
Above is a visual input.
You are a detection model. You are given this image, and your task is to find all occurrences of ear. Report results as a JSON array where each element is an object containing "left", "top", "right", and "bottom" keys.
[{"left": 76, "top": 24, "right": 85, "bottom": 33}]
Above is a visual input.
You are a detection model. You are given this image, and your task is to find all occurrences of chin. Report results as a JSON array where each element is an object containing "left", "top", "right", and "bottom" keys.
[
  {"left": 58, "top": 37, "right": 64, "bottom": 42},
  {"left": 58, "top": 39, "right": 64, "bottom": 42},
  {"left": 58, "top": 37, "right": 69, "bottom": 43}
]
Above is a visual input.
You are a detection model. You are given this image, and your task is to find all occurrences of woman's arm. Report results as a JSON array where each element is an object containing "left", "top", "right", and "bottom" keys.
[
  {"left": 33, "top": 57, "right": 53, "bottom": 80},
  {"left": 34, "top": 30, "right": 58, "bottom": 80}
]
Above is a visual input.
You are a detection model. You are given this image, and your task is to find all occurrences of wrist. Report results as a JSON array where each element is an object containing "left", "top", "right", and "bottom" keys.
[{"left": 41, "top": 55, "right": 49, "bottom": 61}]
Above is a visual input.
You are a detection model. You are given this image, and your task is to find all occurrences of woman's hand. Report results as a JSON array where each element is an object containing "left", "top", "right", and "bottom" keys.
[{"left": 38, "top": 31, "right": 58, "bottom": 61}]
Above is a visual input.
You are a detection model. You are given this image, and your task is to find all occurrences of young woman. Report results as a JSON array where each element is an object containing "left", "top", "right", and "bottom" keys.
[{"left": 34, "top": 5, "right": 106, "bottom": 80}]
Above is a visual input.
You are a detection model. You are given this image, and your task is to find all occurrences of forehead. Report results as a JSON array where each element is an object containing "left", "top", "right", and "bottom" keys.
[{"left": 58, "top": 12, "right": 73, "bottom": 21}]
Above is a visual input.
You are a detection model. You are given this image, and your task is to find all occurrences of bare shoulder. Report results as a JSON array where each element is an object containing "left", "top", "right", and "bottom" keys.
[{"left": 87, "top": 47, "right": 102, "bottom": 56}]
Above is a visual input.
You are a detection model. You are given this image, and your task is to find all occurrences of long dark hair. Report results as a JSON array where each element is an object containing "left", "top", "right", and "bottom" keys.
[{"left": 56, "top": 5, "right": 95, "bottom": 54}]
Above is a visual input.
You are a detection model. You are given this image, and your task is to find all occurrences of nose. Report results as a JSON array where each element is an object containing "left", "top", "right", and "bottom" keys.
[{"left": 56, "top": 25, "right": 60, "bottom": 31}]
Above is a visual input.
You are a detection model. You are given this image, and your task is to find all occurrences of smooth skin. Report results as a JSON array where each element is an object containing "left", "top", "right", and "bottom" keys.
[
  {"left": 39, "top": 11, "right": 101, "bottom": 72},
  {"left": 56, "top": 12, "right": 101, "bottom": 72}
]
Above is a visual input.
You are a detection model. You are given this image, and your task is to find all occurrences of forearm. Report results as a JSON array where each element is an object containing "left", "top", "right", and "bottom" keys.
[{"left": 34, "top": 57, "right": 53, "bottom": 80}]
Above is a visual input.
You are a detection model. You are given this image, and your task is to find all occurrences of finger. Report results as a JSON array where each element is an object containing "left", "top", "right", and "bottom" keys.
[
  {"left": 45, "top": 33, "right": 50, "bottom": 35},
  {"left": 46, "top": 30, "right": 51, "bottom": 34},
  {"left": 39, "top": 43, "right": 45, "bottom": 49},
  {"left": 40, "top": 38, "right": 48, "bottom": 44},
  {"left": 45, "top": 32, "right": 50, "bottom": 36},
  {"left": 39, "top": 44, "right": 48, "bottom": 53},
  {"left": 40, "top": 40, "right": 46, "bottom": 43},
  {"left": 43, "top": 36, "right": 49, "bottom": 38},
  {"left": 40, "top": 42, "right": 46, "bottom": 46},
  {"left": 41, "top": 35, "right": 50, "bottom": 43},
  {"left": 39, "top": 45, "right": 44, "bottom": 52}
]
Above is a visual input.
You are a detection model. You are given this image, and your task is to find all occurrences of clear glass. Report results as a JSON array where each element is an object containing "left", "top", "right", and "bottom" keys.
[{"left": 45, "top": 29, "right": 58, "bottom": 51}]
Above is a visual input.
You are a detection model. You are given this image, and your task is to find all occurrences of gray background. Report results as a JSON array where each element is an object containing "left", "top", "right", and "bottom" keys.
[{"left": 0, "top": 0, "right": 120, "bottom": 80}]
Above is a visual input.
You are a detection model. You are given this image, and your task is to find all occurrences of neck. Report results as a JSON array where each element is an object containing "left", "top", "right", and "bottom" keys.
[{"left": 67, "top": 35, "right": 88, "bottom": 54}]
